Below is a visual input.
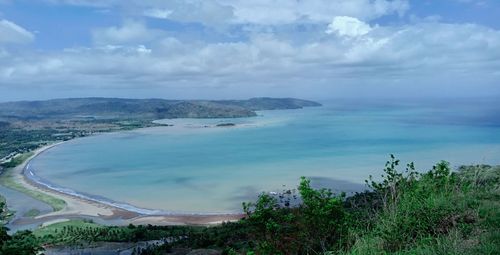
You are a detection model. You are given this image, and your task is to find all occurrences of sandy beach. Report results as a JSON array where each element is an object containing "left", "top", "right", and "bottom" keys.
[{"left": 3, "top": 141, "right": 243, "bottom": 229}]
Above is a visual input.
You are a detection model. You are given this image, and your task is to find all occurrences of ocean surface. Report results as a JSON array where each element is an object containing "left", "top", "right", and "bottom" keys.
[{"left": 30, "top": 99, "right": 500, "bottom": 214}]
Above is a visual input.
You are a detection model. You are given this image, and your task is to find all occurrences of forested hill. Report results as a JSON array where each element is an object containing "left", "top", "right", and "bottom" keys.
[{"left": 0, "top": 97, "right": 321, "bottom": 120}]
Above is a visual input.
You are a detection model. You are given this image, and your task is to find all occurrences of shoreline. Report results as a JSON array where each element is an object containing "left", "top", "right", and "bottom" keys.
[
  {"left": 3, "top": 132, "right": 245, "bottom": 229},
  {"left": 24, "top": 144, "right": 244, "bottom": 215},
  {"left": 23, "top": 143, "right": 166, "bottom": 216},
  {"left": 7, "top": 114, "right": 283, "bottom": 227}
]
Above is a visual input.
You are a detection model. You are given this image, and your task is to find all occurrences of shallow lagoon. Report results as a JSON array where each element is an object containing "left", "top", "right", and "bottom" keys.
[{"left": 31, "top": 99, "right": 500, "bottom": 214}]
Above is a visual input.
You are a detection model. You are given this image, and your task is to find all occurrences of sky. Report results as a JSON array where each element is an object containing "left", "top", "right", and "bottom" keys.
[{"left": 0, "top": 0, "right": 499, "bottom": 101}]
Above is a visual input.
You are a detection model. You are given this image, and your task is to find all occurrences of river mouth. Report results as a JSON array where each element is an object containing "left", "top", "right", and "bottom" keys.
[{"left": 28, "top": 100, "right": 500, "bottom": 214}]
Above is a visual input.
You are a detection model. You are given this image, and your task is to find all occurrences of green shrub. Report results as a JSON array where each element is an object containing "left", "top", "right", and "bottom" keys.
[
  {"left": 243, "top": 176, "right": 348, "bottom": 254},
  {"left": 1, "top": 157, "right": 498, "bottom": 255}
]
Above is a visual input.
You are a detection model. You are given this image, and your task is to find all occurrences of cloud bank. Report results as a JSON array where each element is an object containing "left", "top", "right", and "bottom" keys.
[
  {"left": 0, "top": 0, "right": 499, "bottom": 100},
  {"left": 0, "top": 19, "right": 34, "bottom": 44}
]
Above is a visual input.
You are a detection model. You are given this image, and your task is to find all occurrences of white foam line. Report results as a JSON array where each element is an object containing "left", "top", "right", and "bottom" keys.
[{"left": 24, "top": 161, "right": 239, "bottom": 216}]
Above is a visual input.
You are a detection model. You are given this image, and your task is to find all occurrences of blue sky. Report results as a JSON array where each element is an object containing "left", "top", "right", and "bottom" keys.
[{"left": 0, "top": 0, "right": 499, "bottom": 101}]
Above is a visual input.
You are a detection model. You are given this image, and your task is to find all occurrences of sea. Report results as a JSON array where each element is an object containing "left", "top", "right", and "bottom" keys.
[{"left": 29, "top": 98, "right": 500, "bottom": 214}]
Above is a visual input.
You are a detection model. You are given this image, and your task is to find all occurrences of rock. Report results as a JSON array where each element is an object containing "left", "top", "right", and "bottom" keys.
[{"left": 216, "top": 123, "right": 236, "bottom": 127}]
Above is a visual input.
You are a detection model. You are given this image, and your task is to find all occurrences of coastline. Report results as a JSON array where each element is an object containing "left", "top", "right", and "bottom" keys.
[
  {"left": 6, "top": 114, "right": 284, "bottom": 228},
  {"left": 3, "top": 134, "right": 244, "bottom": 230}
]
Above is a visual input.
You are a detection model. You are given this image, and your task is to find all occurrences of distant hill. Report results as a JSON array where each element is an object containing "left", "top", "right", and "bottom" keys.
[
  {"left": 215, "top": 97, "right": 321, "bottom": 111},
  {"left": 0, "top": 97, "right": 321, "bottom": 120}
]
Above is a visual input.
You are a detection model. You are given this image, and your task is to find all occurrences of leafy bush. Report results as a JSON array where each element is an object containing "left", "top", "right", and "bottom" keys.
[
  {"left": 0, "top": 230, "right": 43, "bottom": 255},
  {"left": 0, "top": 202, "right": 43, "bottom": 255},
  {"left": 343, "top": 157, "right": 497, "bottom": 254},
  {"left": 242, "top": 176, "right": 348, "bottom": 254},
  {"left": 1, "top": 157, "right": 498, "bottom": 255}
]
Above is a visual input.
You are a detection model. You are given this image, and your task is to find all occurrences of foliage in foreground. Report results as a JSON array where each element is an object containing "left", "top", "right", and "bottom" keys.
[
  {"left": 342, "top": 157, "right": 499, "bottom": 255},
  {"left": 1, "top": 157, "right": 499, "bottom": 255},
  {"left": 240, "top": 176, "right": 348, "bottom": 254},
  {"left": 233, "top": 157, "right": 499, "bottom": 254},
  {"left": 0, "top": 202, "right": 42, "bottom": 255}
]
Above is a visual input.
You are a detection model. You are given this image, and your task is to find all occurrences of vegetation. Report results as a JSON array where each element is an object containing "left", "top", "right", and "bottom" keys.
[
  {"left": 1, "top": 99, "right": 494, "bottom": 254},
  {"left": 0, "top": 156, "right": 498, "bottom": 254},
  {"left": 0, "top": 97, "right": 319, "bottom": 121},
  {"left": 0, "top": 152, "right": 33, "bottom": 169},
  {"left": 0, "top": 196, "right": 13, "bottom": 225},
  {"left": 22, "top": 209, "right": 40, "bottom": 218},
  {"left": 0, "top": 97, "right": 320, "bottom": 159},
  {"left": 340, "top": 157, "right": 499, "bottom": 255},
  {"left": 0, "top": 167, "right": 66, "bottom": 211},
  {"left": 0, "top": 126, "right": 51, "bottom": 162},
  {"left": 0, "top": 202, "right": 43, "bottom": 255},
  {"left": 240, "top": 176, "right": 348, "bottom": 254},
  {"left": 0, "top": 119, "right": 159, "bottom": 160}
]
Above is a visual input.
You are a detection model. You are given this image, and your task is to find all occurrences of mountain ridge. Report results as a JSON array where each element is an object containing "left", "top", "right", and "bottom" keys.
[{"left": 0, "top": 97, "right": 321, "bottom": 120}]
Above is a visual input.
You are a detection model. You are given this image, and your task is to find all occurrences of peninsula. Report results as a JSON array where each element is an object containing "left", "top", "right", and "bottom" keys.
[{"left": 0, "top": 97, "right": 321, "bottom": 160}]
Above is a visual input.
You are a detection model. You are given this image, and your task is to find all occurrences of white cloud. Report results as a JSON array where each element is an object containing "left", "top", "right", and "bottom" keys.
[
  {"left": 227, "top": 0, "right": 409, "bottom": 25},
  {"left": 166, "top": 1, "right": 234, "bottom": 26},
  {"left": 1, "top": 0, "right": 500, "bottom": 99},
  {"left": 40, "top": 0, "right": 410, "bottom": 26},
  {"left": 2, "top": 19, "right": 499, "bottom": 98},
  {"left": 326, "top": 16, "right": 372, "bottom": 37},
  {"left": 91, "top": 20, "right": 164, "bottom": 45},
  {"left": 0, "top": 19, "right": 34, "bottom": 44},
  {"left": 143, "top": 8, "right": 173, "bottom": 19},
  {"left": 45, "top": 0, "right": 235, "bottom": 26}
]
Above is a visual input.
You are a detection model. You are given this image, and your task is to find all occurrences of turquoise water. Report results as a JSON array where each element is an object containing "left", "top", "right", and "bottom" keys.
[{"left": 30, "top": 99, "right": 500, "bottom": 214}]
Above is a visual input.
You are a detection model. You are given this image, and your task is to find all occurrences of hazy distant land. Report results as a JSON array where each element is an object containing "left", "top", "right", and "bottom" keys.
[{"left": 0, "top": 97, "right": 320, "bottom": 160}]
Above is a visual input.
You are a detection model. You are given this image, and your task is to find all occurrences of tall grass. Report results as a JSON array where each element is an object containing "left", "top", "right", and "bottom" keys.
[{"left": 341, "top": 160, "right": 500, "bottom": 255}]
